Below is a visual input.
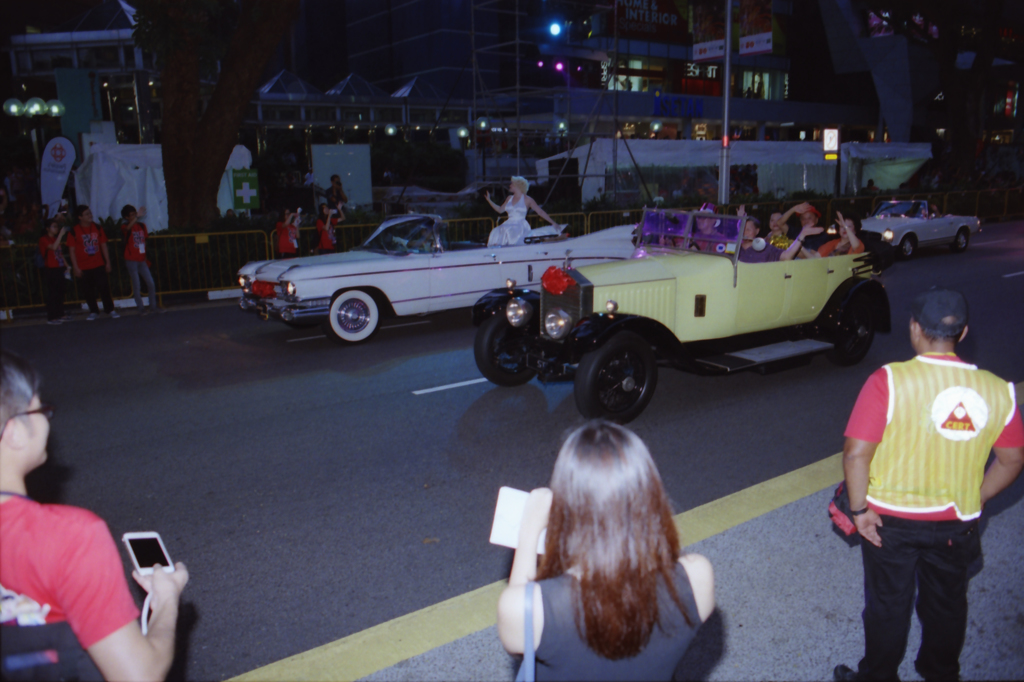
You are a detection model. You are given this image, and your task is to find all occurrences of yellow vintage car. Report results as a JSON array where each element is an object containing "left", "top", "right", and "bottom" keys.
[{"left": 472, "top": 208, "right": 892, "bottom": 422}]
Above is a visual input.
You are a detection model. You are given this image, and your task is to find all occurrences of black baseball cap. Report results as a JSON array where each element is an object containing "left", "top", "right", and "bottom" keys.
[{"left": 911, "top": 288, "right": 968, "bottom": 337}]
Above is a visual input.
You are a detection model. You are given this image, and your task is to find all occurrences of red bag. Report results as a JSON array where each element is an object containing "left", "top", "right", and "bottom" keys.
[{"left": 829, "top": 481, "right": 858, "bottom": 537}]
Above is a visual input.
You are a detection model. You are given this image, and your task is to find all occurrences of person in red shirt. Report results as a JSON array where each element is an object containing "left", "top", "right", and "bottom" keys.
[
  {"left": 120, "top": 205, "right": 162, "bottom": 315},
  {"left": 275, "top": 209, "right": 300, "bottom": 258},
  {"left": 315, "top": 202, "right": 340, "bottom": 255},
  {"left": 66, "top": 205, "right": 118, "bottom": 320},
  {"left": 38, "top": 219, "right": 71, "bottom": 324},
  {"left": 1, "top": 350, "right": 190, "bottom": 681}
]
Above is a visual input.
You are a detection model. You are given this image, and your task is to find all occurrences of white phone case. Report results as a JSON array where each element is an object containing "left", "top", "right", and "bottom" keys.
[{"left": 121, "top": 532, "right": 175, "bottom": 575}]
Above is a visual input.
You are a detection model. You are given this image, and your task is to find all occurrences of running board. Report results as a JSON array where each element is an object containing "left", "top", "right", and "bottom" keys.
[{"left": 695, "top": 339, "right": 834, "bottom": 372}]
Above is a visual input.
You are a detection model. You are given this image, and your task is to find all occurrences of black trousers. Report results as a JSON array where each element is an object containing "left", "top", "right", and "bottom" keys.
[
  {"left": 43, "top": 267, "right": 67, "bottom": 320},
  {"left": 857, "top": 515, "right": 980, "bottom": 682},
  {"left": 79, "top": 266, "right": 114, "bottom": 314}
]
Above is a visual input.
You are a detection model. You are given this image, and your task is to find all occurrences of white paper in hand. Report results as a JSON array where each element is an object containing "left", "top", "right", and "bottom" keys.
[{"left": 490, "top": 487, "right": 546, "bottom": 554}]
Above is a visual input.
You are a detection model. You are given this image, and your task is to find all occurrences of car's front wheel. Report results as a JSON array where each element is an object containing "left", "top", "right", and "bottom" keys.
[
  {"left": 474, "top": 315, "right": 537, "bottom": 386},
  {"left": 574, "top": 332, "right": 658, "bottom": 423},
  {"left": 322, "top": 290, "right": 380, "bottom": 344},
  {"left": 827, "top": 295, "right": 875, "bottom": 366},
  {"left": 950, "top": 227, "right": 970, "bottom": 252},
  {"left": 897, "top": 234, "right": 917, "bottom": 259}
]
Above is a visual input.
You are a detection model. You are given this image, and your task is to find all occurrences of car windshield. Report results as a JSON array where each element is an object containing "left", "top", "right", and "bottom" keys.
[
  {"left": 358, "top": 217, "right": 436, "bottom": 255},
  {"left": 872, "top": 201, "right": 923, "bottom": 218},
  {"left": 635, "top": 209, "right": 742, "bottom": 257}
]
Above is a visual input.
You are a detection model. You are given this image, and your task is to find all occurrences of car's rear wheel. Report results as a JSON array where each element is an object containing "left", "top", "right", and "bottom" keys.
[
  {"left": 322, "top": 290, "right": 380, "bottom": 344},
  {"left": 950, "top": 227, "right": 970, "bottom": 252},
  {"left": 827, "top": 296, "right": 875, "bottom": 366},
  {"left": 474, "top": 315, "right": 537, "bottom": 386},
  {"left": 897, "top": 234, "right": 917, "bottom": 260},
  {"left": 574, "top": 332, "right": 658, "bottom": 423}
]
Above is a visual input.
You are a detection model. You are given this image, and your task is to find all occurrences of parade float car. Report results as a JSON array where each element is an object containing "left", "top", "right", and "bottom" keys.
[
  {"left": 236, "top": 213, "right": 638, "bottom": 343},
  {"left": 472, "top": 208, "right": 892, "bottom": 422},
  {"left": 859, "top": 199, "right": 980, "bottom": 259}
]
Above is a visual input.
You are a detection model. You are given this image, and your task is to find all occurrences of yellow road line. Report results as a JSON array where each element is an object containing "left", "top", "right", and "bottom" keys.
[{"left": 232, "top": 452, "right": 844, "bottom": 682}]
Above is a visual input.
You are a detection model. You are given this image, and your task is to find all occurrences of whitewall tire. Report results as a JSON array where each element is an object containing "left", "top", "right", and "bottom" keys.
[{"left": 323, "top": 290, "right": 380, "bottom": 344}]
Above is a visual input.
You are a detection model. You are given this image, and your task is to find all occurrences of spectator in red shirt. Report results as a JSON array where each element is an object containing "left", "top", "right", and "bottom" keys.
[
  {"left": 315, "top": 203, "right": 340, "bottom": 255},
  {"left": 275, "top": 209, "right": 300, "bottom": 258},
  {"left": 1, "top": 350, "right": 190, "bottom": 681},
  {"left": 120, "top": 205, "right": 163, "bottom": 315},
  {"left": 38, "top": 219, "right": 71, "bottom": 324},
  {"left": 67, "top": 205, "right": 118, "bottom": 320}
]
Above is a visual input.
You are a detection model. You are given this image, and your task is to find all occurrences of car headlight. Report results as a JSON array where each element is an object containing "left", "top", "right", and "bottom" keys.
[
  {"left": 239, "top": 275, "right": 251, "bottom": 289},
  {"left": 506, "top": 297, "right": 533, "bottom": 327},
  {"left": 544, "top": 308, "right": 573, "bottom": 340},
  {"left": 882, "top": 229, "right": 894, "bottom": 242},
  {"left": 283, "top": 281, "right": 297, "bottom": 296}
]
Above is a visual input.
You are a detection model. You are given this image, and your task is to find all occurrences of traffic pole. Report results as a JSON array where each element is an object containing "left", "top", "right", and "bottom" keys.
[{"left": 717, "top": 0, "right": 732, "bottom": 207}]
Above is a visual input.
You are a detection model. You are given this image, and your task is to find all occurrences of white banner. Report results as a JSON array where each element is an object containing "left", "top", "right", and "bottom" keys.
[
  {"left": 39, "top": 137, "right": 76, "bottom": 220},
  {"left": 739, "top": 32, "right": 772, "bottom": 56},
  {"left": 693, "top": 40, "right": 726, "bottom": 62}
]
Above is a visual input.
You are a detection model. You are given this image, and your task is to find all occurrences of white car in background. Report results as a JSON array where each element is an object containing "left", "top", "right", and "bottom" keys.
[
  {"left": 860, "top": 200, "right": 980, "bottom": 259},
  {"left": 237, "top": 213, "right": 638, "bottom": 344}
]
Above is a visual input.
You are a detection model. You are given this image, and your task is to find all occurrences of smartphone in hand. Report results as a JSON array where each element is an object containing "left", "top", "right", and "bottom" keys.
[{"left": 122, "top": 532, "right": 175, "bottom": 575}]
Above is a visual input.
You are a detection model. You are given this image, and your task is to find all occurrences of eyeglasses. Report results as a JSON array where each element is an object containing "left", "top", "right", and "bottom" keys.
[{"left": 0, "top": 404, "right": 54, "bottom": 437}]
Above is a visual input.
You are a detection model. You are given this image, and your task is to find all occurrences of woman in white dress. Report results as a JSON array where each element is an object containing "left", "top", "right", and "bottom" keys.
[{"left": 484, "top": 176, "right": 560, "bottom": 246}]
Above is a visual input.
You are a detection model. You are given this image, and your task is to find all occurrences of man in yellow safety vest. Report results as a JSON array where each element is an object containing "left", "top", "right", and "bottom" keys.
[{"left": 834, "top": 288, "right": 1024, "bottom": 682}]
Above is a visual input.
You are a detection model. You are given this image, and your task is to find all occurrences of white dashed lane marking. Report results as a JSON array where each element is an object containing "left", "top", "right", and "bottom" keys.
[{"left": 412, "top": 378, "right": 489, "bottom": 395}]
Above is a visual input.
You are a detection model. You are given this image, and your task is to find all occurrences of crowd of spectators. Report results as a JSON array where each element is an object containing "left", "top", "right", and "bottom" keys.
[{"left": 2, "top": 166, "right": 43, "bottom": 244}]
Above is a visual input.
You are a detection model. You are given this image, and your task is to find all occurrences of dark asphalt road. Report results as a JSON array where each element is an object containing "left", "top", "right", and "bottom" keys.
[{"left": 3, "top": 221, "right": 1022, "bottom": 681}]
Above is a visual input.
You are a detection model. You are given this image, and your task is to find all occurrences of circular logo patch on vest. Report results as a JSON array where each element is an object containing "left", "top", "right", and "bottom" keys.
[{"left": 930, "top": 386, "right": 989, "bottom": 441}]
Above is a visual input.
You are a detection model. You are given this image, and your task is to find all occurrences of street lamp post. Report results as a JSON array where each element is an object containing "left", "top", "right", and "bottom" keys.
[
  {"left": 3, "top": 96, "right": 66, "bottom": 171},
  {"left": 717, "top": 0, "right": 732, "bottom": 206}
]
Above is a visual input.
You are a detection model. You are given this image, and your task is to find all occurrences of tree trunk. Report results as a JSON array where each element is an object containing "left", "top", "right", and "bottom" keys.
[{"left": 159, "top": 0, "right": 300, "bottom": 230}]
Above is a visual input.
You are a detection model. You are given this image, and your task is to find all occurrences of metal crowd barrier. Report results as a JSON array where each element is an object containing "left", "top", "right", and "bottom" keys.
[
  {"left": 587, "top": 209, "right": 646, "bottom": 234},
  {"left": 5, "top": 188, "right": 1023, "bottom": 321},
  {"left": 2, "top": 230, "right": 270, "bottom": 319}
]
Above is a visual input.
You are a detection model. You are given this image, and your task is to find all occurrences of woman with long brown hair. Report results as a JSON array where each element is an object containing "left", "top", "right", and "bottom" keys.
[{"left": 497, "top": 421, "right": 715, "bottom": 680}]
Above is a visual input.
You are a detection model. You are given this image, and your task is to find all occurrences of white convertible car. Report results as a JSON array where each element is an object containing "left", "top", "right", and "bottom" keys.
[
  {"left": 237, "top": 213, "right": 637, "bottom": 343},
  {"left": 859, "top": 200, "right": 980, "bottom": 259}
]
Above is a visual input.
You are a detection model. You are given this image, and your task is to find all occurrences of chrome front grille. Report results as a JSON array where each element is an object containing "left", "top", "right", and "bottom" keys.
[{"left": 540, "top": 270, "right": 594, "bottom": 340}]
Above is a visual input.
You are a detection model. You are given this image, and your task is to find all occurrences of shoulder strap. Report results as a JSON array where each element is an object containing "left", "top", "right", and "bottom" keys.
[{"left": 515, "top": 582, "right": 536, "bottom": 682}]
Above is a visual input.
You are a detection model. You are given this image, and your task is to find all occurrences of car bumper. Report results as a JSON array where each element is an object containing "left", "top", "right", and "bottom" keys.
[
  {"left": 239, "top": 293, "right": 260, "bottom": 311},
  {"left": 254, "top": 298, "right": 329, "bottom": 323}
]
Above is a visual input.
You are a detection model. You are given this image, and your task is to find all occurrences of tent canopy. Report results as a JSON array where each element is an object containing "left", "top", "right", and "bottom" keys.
[
  {"left": 840, "top": 142, "right": 932, "bottom": 193},
  {"left": 258, "top": 70, "right": 324, "bottom": 101},
  {"left": 391, "top": 77, "right": 446, "bottom": 99},
  {"left": 326, "top": 73, "right": 389, "bottom": 97},
  {"left": 75, "top": 144, "right": 252, "bottom": 231},
  {"left": 538, "top": 140, "right": 839, "bottom": 202}
]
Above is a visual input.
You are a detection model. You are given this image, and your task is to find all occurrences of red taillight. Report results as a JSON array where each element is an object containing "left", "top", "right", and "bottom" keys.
[
  {"left": 541, "top": 266, "right": 574, "bottom": 295},
  {"left": 252, "top": 281, "right": 277, "bottom": 298}
]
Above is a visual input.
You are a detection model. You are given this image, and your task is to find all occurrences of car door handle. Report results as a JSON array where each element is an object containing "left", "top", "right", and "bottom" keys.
[
  {"left": 784, "top": 273, "right": 792, "bottom": 279},
  {"left": 827, "top": 268, "right": 834, "bottom": 274}
]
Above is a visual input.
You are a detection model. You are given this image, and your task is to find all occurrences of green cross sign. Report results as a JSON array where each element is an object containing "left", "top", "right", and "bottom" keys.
[{"left": 232, "top": 169, "right": 260, "bottom": 210}]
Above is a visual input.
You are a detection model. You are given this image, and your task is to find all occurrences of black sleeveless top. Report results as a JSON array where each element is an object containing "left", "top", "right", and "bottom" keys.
[{"left": 534, "top": 562, "right": 702, "bottom": 681}]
